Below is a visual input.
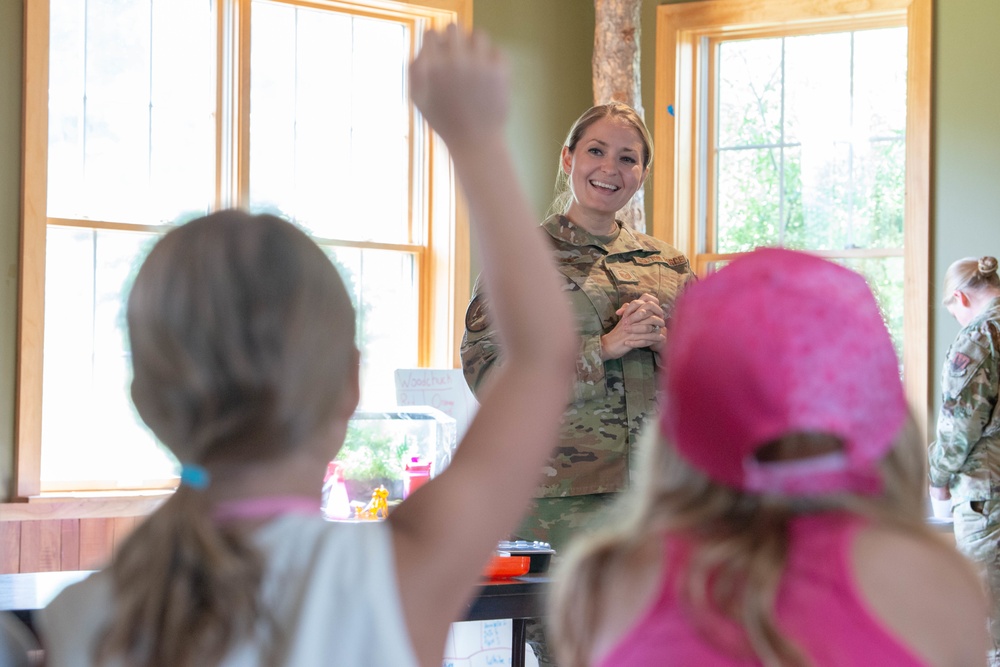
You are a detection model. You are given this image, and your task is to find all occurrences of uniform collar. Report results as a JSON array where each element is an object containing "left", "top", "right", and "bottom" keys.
[
  {"left": 541, "top": 214, "right": 657, "bottom": 255},
  {"left": 975, "top": 295, "right": 1000, "bottom": 322}
]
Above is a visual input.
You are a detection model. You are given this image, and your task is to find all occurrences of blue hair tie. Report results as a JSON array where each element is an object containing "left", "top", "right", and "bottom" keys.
[{"left": 179, "top": 463, "right": 211, "bottom": 489}]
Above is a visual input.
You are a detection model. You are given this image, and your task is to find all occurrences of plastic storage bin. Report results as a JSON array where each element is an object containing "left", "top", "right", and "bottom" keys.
[{"left": 336, "top": 406, "right": 458, "bottom": 503}]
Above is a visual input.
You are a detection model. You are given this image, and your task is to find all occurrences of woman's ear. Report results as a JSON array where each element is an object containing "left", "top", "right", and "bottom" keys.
[
  {"left": 954, "top": 290, "right": 971, "bottom": 308},
  {"left": 561, "top": 146, "right": 573, "bottom": 176}
]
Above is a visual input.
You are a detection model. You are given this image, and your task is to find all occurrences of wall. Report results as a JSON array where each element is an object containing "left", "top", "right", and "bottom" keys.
[
  {"left": 470, "top": 0, "right": 595, "bottom": 283},
  {"left": 0, "top": 0, "right": 23, "bottom": 502}
]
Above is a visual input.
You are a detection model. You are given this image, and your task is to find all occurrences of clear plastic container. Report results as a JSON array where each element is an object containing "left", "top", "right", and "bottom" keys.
[{"left": 336, "top": 406, "right": 457, "bottom": 502}]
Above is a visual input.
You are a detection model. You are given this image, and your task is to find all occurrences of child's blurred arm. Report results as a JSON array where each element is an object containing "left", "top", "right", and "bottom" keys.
[{"left": 390, "top": 25, "right": 577, "bottom": 666}]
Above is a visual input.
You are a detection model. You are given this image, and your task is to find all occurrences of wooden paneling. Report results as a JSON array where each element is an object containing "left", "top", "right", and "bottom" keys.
[
  {"left": 60, "top": 519, "right": 80, "bottom": 571},
  {"left": 0, "top": 523, "right": 20, "bottom": 573},
  {"left": 0, "top": 517, "right": 143, "bottom": 573},
  {"left": 79, "top": 519, "right": 115, "bottom": 571},
  {"left": 0, "top": 498, "right": 158, "bottom": 573},
  {"left": 19, "top": 520, "right": 61, "bottom": 572},
  {"left": 112, "top": 517, "right": 137, "bottom": 554}
]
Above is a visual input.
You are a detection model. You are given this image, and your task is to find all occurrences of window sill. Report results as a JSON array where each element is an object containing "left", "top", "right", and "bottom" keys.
[{"left": 0, "top": 491, "right": 172, "bottom": 521}]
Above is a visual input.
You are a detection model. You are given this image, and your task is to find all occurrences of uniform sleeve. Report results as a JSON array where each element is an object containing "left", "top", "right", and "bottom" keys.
[
  {"left": 460, "top": 276, "right": 502, "bottom": 398},
  {"left": 927, "top": 328, "right": 999, "bottom": 487},
  {"left": 574, "top": 335, "right": 606, "bottom": 389},
  {"left": 460, "top": 278, "right": 607, "bottom": 401}
]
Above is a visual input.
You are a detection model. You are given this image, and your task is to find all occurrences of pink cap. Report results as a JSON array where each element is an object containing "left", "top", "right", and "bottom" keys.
[{"left": 660, "top": 248, "right": 907, "bottom": 496}]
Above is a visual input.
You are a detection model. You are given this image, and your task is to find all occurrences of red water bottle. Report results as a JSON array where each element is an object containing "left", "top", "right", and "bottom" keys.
[{"left": 403, "top": 456, "right": 432, "bottom": 498}]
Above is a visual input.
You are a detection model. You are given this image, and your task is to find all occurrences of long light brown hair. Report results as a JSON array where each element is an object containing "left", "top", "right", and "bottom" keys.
[
  {"left": 97, "top": 210, "right": 356, "bottom": 666},
  {"left": 550, "top": 414, "right": 949, "bottom": 667}
]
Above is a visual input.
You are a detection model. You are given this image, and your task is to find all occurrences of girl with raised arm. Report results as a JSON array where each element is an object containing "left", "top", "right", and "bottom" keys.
[{"left": 39, "top": 27, "right": 576, "bottom": 667}]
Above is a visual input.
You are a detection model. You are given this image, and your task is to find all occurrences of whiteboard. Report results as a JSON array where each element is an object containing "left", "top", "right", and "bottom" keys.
[{"left": 394, "top": 368, "right": 479, "bottom": 439}]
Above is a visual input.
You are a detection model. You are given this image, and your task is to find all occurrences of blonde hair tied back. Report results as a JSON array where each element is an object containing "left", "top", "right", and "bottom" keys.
[{"left": 943, "top": 254, "right": 1000, "bottom": 304}]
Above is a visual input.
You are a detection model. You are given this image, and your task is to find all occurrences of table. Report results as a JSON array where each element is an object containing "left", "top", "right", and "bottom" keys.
[
  {"left": 1, "top": 570, "right": 549, "bottom": 667},
  {"left": 465, "top": 574, "right": 549, "bottom": 667},
  {"left": 0, "top": 570, "right": 91, "bottom": 630}
]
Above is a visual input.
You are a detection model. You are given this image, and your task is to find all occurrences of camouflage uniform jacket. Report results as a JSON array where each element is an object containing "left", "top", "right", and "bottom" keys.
[
  {"left": 461, "top": 214, "right": 694, "bottom": 498},
  {"left": 928, "top": 296, "right": 1000, "bottom": 501}
]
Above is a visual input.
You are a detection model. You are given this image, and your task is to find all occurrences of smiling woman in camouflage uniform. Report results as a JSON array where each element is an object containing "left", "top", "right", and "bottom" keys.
[
  {"left": 461, "top": 103, "right": 694, "bottom": 667},
  {"left": 929, "top": 254, "right": 1000, "bottom": 664}
]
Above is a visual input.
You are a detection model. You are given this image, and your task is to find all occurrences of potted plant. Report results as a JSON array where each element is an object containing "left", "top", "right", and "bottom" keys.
[{"left": 334, "top": 423, "right": 410, "bottom": 502}]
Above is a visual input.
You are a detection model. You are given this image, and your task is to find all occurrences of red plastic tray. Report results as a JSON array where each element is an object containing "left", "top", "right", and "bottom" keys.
[{"left": 482, "top": 555, "right": 530, "bottom": 579}]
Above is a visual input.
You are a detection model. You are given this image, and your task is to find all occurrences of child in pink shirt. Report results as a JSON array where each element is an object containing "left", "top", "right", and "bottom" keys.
[{"left": 550, "top": 248, "right": 988, "bottom": 667}]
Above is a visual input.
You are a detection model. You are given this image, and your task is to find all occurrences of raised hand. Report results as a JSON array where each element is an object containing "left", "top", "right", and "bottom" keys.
[{"left": 409, "top": 25, "right": 509, "bottom": 152}]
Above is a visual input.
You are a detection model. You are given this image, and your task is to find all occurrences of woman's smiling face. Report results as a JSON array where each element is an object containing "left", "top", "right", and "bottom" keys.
[{"left": 561, "top": 116, "right": 647, "bottom": 233}]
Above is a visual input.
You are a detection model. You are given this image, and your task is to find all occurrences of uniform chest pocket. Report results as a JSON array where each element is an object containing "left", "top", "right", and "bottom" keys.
[{"left": 607, "top": 265, "right": 640, "bottom": 285}]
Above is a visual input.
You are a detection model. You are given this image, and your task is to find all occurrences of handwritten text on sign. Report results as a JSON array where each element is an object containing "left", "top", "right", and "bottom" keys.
[{"left": 394, "top": 368, "right": 478, "bottom": 438}]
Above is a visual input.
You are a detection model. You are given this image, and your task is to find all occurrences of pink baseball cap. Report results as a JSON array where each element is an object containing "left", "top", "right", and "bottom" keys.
[{"left": 659, "top": 248, "right": 908, "bottom": 496}]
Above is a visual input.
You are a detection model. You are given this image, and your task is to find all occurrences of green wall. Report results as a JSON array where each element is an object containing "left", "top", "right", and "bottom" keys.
[
  {"left": 472, "top": 0, "right": 595, "bottom": 280},
  {"left": 1, "top": 0, "right": 999, "bottom": 498},
  {"left": 0, "top": 0, "right": 23, "bottom": 498}
]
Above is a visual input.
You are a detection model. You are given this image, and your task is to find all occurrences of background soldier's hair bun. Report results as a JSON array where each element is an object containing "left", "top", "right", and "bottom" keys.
[{"left": 979, "top": 256, "right": 998, "bottom": 277}]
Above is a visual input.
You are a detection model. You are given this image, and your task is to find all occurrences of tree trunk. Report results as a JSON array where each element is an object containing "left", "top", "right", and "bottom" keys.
[{"left": 593, "top": 0, "right": 646, "bottom": 232}]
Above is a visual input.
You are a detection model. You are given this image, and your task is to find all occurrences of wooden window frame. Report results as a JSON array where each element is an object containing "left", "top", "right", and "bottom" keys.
[
  {"left": 651, "top": 0, "right": 931, "bottom": 430},
  {"left": 14, "top": 0, "right": 471, "bottom": 501}
]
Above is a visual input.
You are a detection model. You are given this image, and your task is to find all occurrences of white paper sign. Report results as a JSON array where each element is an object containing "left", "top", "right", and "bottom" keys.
[{"left": 394, "top": 368, "right": 479, "bottom": 439}]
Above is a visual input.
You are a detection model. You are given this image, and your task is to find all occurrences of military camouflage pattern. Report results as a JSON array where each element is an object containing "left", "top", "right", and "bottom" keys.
[
  {"left": 951, "top": 499, "right": 1000, "bottom": 661},
  {"left": 462, "top": 215, "right": 694, "bottom": 498},
  {"left": 513, "top": 494, "right": 618, "bottom": 553},
  {"left": 928, "top": 296, "right": 1000, "bottom": 660},
  {"left": 515, "top": 495, "right": 618, "bottom": 667},
  {"left": 928, "top": 296, "right": 1000, "bottom": 499}
]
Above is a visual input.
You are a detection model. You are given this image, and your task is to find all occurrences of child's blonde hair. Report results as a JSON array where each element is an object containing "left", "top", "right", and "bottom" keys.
[
  {"left": 942, "top": 255, "right": 1000, "bottom": 305},
  {"left": 550, "top": 413, "right": 943, "bottom": 667},
  {"left": 98, "top": 210, "right": 357, "bottom": 666}
]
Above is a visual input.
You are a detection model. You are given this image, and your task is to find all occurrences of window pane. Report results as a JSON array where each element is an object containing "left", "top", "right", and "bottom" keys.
[
  {"left": 47, "top": 0, "right": 214, "bottom": 224},
  {"left": 717, "top": 38, "right": 782, "bottom": 148},
  {"left": 249, "top": 2, "right": 411, "bottom": 242},
  {"left": 717, "top": 29, "right": 906, "bottom": 253},
  {"left": 854, "top": 28, "right": 908, "bottom": 138},
  {"left": 717, "top": 147, "right": 782, "bottom": 252},
  {"left": 41, "top": 227, "right": 175, "bottom": 488},
  {"left": 793, "top": 141, "right": 852, "bottom": 250},
  {"left": 784, "top": 32, "right": 852, "bottom": 146},
  {"left": 839, "top": 256, "right": 905, "bottom": 360},
  {"left": 852, "top": 138, "right": 906, "bottom": 248},
  {"left": 714, "top": 26, "right": 907, "bottom": 359},
  {"left": 325, "top": 247, "right": 419, "bottom": 407}
]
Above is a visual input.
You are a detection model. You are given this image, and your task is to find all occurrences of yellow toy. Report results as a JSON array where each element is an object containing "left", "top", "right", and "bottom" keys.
[{"left": 355, "top": 485, "right": 390, "bottom": 520}]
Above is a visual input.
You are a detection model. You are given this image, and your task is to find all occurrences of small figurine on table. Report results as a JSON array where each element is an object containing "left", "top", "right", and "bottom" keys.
[{"left": 355, "top": 485, "right": 390, "bottom": 520}]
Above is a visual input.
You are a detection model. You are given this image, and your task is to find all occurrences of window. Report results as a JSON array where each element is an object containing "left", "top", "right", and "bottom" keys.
[
  {"left": 16, "top": 0, "right": 470, "bottom": 498},
  {"left": 652, "top": 0, "right": 931, "bottom": 425}
]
